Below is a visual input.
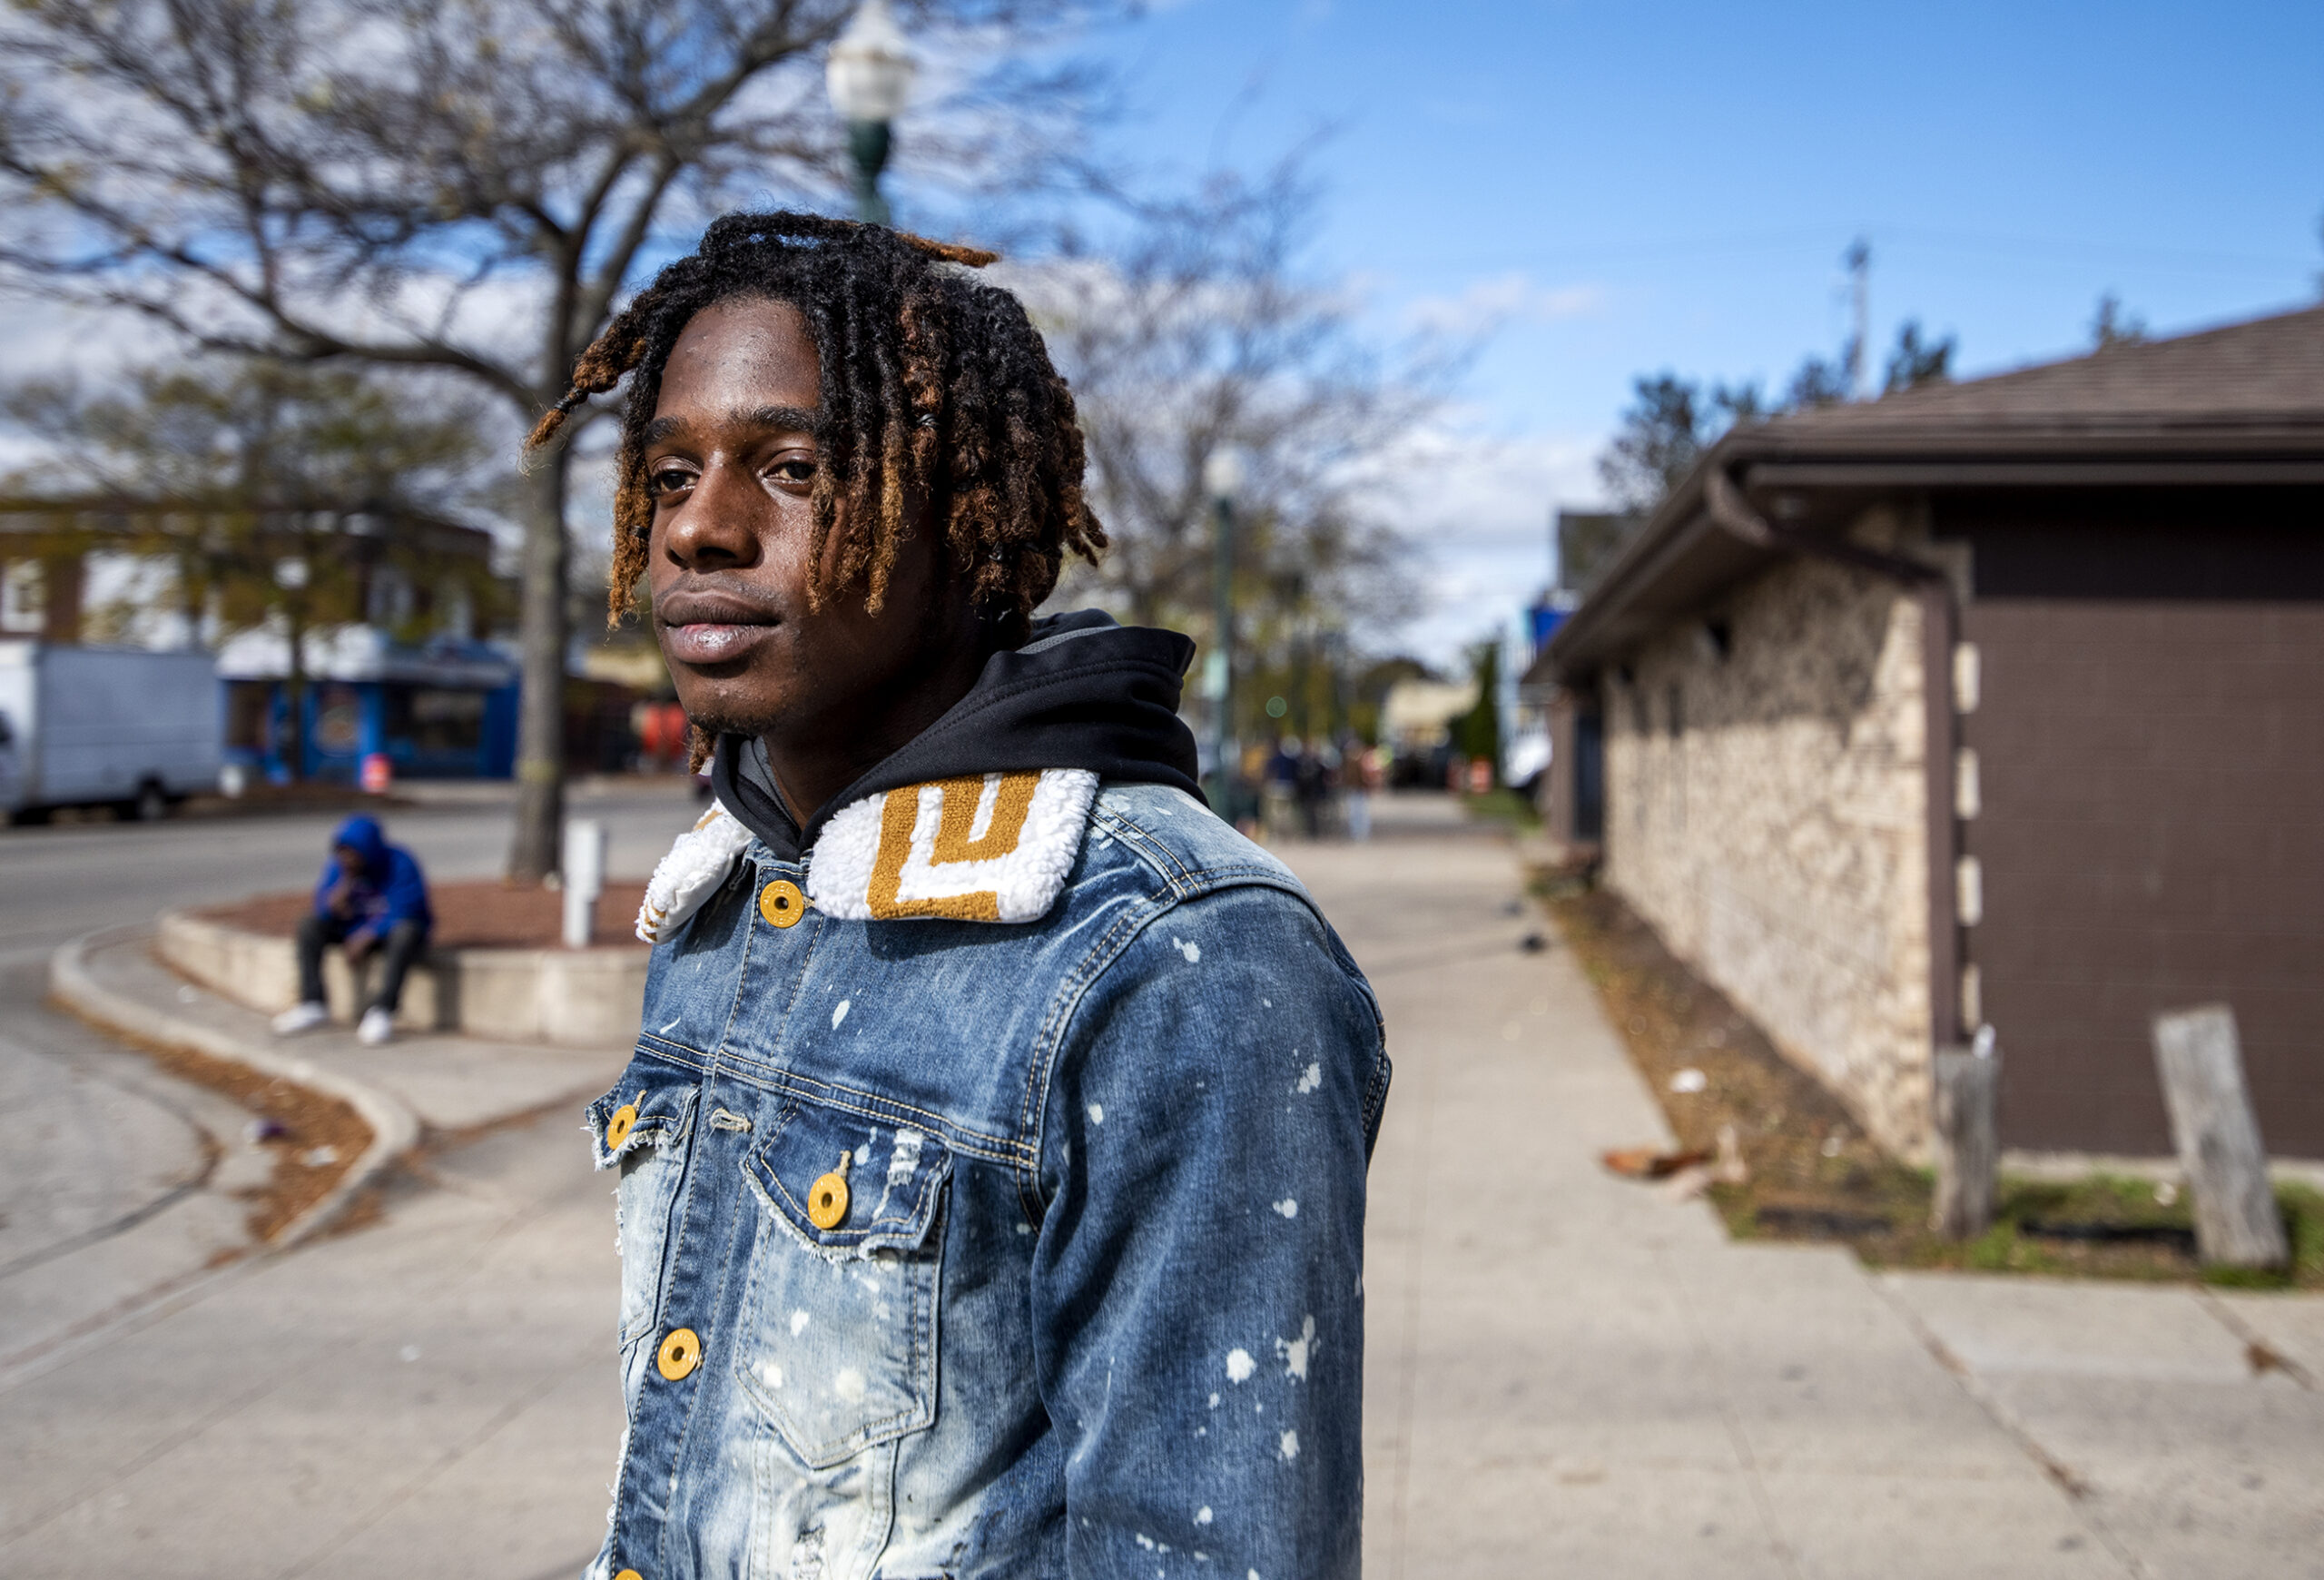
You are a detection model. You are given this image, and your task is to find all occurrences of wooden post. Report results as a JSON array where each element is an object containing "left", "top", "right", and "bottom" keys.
[
  {"left": 2152, "top": 1004, "right": 2287, "bottom": 1269},
  {"left": 1930, "top": 1037, "right": 2000, "bottom": 1238}
]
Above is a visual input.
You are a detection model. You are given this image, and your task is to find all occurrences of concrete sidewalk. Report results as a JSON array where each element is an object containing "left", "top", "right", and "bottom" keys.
[
  {"left": 5, "top": 936, "right": 630, "bottom": 1577},
  {"left": 5, "top": 925, "right": 629, "bottom": 1388},
  {"left": 5, "top": 812, "right": 2318, "bottom": 1577},
  {"left": 1332, "top": 814, "right": 2322, "bottom": 1579},
  {"left": 0, "top": 1100, "right": 624, "bottom": 1578}
]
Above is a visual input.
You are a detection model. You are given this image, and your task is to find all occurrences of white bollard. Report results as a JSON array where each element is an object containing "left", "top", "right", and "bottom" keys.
[{"left": 562, "top": 817, "right": 607, "bottom": 949}]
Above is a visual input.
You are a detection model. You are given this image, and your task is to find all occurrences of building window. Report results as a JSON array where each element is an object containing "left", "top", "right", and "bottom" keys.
[
  {"left": 1, "top": 560, "right": 44, "bottom": 634},
  {"left": 313, "top": 683, "right": 364, "bottom": 757},
  {"left": 367, "top": 565, "right": 414, "bottom": 628},
  {"left": 224, "top": 682, "right": 273, "bottom": 752},
  {"left": 438, "top": 584, "right": 474, "bottom": 640},
  {"left": 388, "top": 686, "right": 486, "bottom": 757}
]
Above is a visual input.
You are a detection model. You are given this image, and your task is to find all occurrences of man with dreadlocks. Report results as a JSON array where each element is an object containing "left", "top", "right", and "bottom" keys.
[{"left": 541, "top": 212, "right": 1386, "bottom": 1580}]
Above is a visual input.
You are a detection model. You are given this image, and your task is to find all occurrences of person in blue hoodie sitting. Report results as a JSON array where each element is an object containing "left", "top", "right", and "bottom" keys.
[{"left": 271, "top": 815, "right": 433, "bottom": 1046}]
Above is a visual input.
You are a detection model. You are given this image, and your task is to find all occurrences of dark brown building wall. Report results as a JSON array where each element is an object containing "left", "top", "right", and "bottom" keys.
[
  {"left": 1536, "top": 686, "right": 1603, "bottom": 848},
  {"left": 1539, "top": 689, "right": 1578, "bottom": 843},
  {"left": 1957, "top": 507, "right": 2324, "bottom": 1155}
]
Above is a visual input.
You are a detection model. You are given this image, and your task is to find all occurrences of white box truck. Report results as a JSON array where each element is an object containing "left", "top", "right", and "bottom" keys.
[{"left": 0, "top": 643, "right": 223, "bottom": 823}]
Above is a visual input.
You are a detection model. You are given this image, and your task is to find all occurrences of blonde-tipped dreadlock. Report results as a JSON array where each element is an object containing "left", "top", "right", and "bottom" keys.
[{"left": 527, "top": 212, "right": 1101, "bottom": 660}]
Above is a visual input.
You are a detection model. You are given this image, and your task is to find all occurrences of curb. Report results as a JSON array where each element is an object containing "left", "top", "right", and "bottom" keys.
[
  {"left": 48, "top": 926, "right": 422, "bottom": 1250},
  {"left": 157, "top": 904, "right": 650, "bottom": 1049}
]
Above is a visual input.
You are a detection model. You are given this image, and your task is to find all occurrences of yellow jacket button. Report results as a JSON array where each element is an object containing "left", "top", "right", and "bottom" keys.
[
  {"left": 807, "top": 1166, "right": 851, "bottom": 1229},
  {"left": 615, "top": 1571, "right": 644, "bottom": 1580},
  {"left": 656, "top": 1327, "right": 701, "bottom": 1381},
  {"left": 759, "top": 880, "right": 806, "bottom": 928},
  {"left": 605, "top": 1103, "right": 638, "bottom": 1150}
]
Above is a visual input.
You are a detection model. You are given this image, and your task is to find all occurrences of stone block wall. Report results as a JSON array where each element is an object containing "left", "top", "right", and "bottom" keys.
[{"left": 1600, "top": 524, "right": 1937, "bottom": 1156}]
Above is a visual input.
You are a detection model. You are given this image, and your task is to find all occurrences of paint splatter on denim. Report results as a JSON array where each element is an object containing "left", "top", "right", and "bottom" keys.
[{"left": 584, "top": 784, "right": 1388, "bottom": 1580}]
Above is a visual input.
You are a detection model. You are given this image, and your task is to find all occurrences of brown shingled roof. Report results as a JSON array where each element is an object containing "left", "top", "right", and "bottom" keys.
[
  {"left": 1531, "top": 301, "right": 2324, "bottom": 683},
  {"left": 1761, "top": 303, "right": 2324, "bottom": 433}
]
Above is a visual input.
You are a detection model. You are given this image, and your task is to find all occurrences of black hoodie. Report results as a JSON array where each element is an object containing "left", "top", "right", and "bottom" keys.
[{"left": 709, "top": 609, "right": 1205, "bottom": 863}]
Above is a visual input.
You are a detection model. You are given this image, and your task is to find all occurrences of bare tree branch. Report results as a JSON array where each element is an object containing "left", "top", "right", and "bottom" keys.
[
  {"left": 2, "top": 0, "right": 1110, "bottom": 874},
  {"left": 1019, "top": 160, "right": 1435, "bottom": 679}
]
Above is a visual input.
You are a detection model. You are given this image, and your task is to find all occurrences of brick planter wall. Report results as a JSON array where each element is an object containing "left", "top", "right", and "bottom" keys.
[{"left": 158, "top": 908, "right": 649, "bottom": 1049}]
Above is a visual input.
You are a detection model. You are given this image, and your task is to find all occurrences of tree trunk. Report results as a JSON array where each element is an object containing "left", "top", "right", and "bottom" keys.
[
  {"left": 1929, "top": 1045, "right": 2000, "bottom": 1239},
  {"left": 2152, "top": 1004, "right": 2287, "bottom": 1269},
  {"left": 507, "top": 452, "right": 570, "bottom": 882},
  {"left": 284, "top": 597, "right": 308, "bottom": 785}
]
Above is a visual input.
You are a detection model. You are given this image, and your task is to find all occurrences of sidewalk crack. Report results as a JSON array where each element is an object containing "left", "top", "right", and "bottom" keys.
[
  {"left": 1867, "top": 1278, "right": 2152, "bottom": 1579},
  {"left": 1658, "top": 1245, "right": 1804, "bottom": 1580},
  {"left": 2193, "top": 1288, "right": 2316, "bottom": 1391}
]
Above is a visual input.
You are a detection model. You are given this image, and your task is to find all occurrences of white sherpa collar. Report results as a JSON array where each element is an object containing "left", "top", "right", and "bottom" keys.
[
  {"left": 635, "top": 770, "right": 1098, "bottom": 942},
  {"left": 635, "top": 800, "right": 755, "bottom": 943}
]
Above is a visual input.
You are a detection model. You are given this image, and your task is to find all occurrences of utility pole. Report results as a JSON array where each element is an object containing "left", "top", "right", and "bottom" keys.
[{"left": 1845, "top": 237, "right": 1871, "bottom": 399}]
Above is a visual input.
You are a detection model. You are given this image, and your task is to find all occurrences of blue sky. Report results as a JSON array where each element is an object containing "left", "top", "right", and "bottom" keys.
[
  {"left": 7, "top": 3, "right": 2316, "bottom": 666},
  {"left": 1059, "top": 0, "right": 2324, "bottom": 657}
]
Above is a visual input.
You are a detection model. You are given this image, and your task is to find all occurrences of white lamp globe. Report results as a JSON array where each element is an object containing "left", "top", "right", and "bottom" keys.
[
  {"left": 827, "top": 0, "right": 917, "bottom": 123},
  {"left": 1202, "top": 448, "right": 1247, "bottom": 503}
]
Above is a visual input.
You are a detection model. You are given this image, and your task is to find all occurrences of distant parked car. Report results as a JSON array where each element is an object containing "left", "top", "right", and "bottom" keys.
[{"left": 0, "top": 643, "right": 223, "bottom": 824}]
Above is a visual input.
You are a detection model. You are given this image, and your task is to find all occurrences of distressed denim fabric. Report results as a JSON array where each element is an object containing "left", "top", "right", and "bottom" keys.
[{"left": 585, "top": 783, "right": 1388, "bottom": 1580}]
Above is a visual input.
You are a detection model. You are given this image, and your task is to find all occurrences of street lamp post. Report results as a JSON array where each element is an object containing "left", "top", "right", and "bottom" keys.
[
  {"left": 826, "top": 0, "right": 917, "bottom": 226},
  {"left": 1202, "top": 449, "right": 1245, "bottom": 816}
]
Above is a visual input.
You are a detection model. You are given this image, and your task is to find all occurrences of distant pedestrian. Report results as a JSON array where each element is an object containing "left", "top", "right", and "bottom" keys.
[
  {"left": 1264, "top": 735, "right": 1301, "bottom": 839},
  {"left": 271, "top": 815, "right": 433, "bottom": 1046},
  {"left": 1295, "top": 740, "right": 1332, "bottom": 838},
  {"left": 1344, "top": 736, "right": 1374, "bottom": 842}
]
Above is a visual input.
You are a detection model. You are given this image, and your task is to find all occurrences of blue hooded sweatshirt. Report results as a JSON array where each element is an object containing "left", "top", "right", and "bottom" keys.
[{"left": 315, "top": 815, "right": 432, "bottom": 940}]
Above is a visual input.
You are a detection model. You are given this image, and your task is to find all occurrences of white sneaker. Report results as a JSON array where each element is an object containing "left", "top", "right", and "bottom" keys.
[
  {"left": 356, "top": 1007, "right": 395, "bottom": 1046},
  {"left": 272, "top": 1002, "right": 330, "bottom": 1036}
]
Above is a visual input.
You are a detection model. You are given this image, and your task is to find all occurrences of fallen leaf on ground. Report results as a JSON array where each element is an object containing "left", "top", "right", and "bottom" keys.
[{"left": 1601, "top": 1146, "right": 1712, "bottom": 1180}]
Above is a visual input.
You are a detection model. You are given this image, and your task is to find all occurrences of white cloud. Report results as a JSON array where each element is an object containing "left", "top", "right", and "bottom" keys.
[
  {"left": 1379, "top": 410, "right": 1605, "bottom": 667},
  {"left": 1403, "top": 273, "right": 1607, "bottom": 338}
]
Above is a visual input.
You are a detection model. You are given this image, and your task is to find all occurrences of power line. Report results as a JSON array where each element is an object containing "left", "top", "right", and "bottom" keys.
[{"left": 1398, "top": 225, "right": 2309, "bottom": 278}]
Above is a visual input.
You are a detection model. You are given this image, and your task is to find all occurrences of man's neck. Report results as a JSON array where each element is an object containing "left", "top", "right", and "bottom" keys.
[{"left": 758, "top": 637, "right": 991, "bottom": 825}]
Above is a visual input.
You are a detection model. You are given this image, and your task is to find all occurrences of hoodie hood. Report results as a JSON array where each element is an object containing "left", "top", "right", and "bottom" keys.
[
  {"left": 332, "top": 815, "right": 389, "bottom": 877},
  {"left": 711, "top": 609, "right": 1202, "bottom": 863},
  {"left": 316, "top": 815, "right": 431, "bottom": 934}
]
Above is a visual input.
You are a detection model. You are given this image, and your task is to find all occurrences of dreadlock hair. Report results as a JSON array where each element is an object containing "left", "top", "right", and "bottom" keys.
[{"left": 528, "top": 212, "right": 1107, "bottom": 657}]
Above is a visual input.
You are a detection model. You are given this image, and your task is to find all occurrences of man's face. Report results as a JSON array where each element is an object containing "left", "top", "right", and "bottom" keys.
[
  {"left": 642, "top": 295, "right": 963, "bottom": 756},
  {"left": 335, "top": 846, "right": 364, "bottom": 879}
]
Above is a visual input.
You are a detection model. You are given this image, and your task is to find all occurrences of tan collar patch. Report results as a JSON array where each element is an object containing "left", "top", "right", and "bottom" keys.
[{"left": 809, "top": 769, "right": 1098, "bottom": 923}]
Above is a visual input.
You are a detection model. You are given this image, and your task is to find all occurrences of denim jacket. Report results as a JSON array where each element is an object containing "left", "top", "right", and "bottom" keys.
[{"left": 585, "top": 772, "right": 1388, "bottom": 1580}]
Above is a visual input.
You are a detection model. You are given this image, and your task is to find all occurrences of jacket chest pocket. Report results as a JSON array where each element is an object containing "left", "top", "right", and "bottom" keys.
[{"left": 735, "top": 1097, "right": 952, "bottom": 1470}]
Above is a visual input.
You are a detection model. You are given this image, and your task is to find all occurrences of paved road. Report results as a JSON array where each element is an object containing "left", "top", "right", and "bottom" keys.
[
  {"left": 0, "top": 781, "right": 699, "bottom": 963},
  {"left": 0, "top": 785, "right": 702, "bottom": 1387}
]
